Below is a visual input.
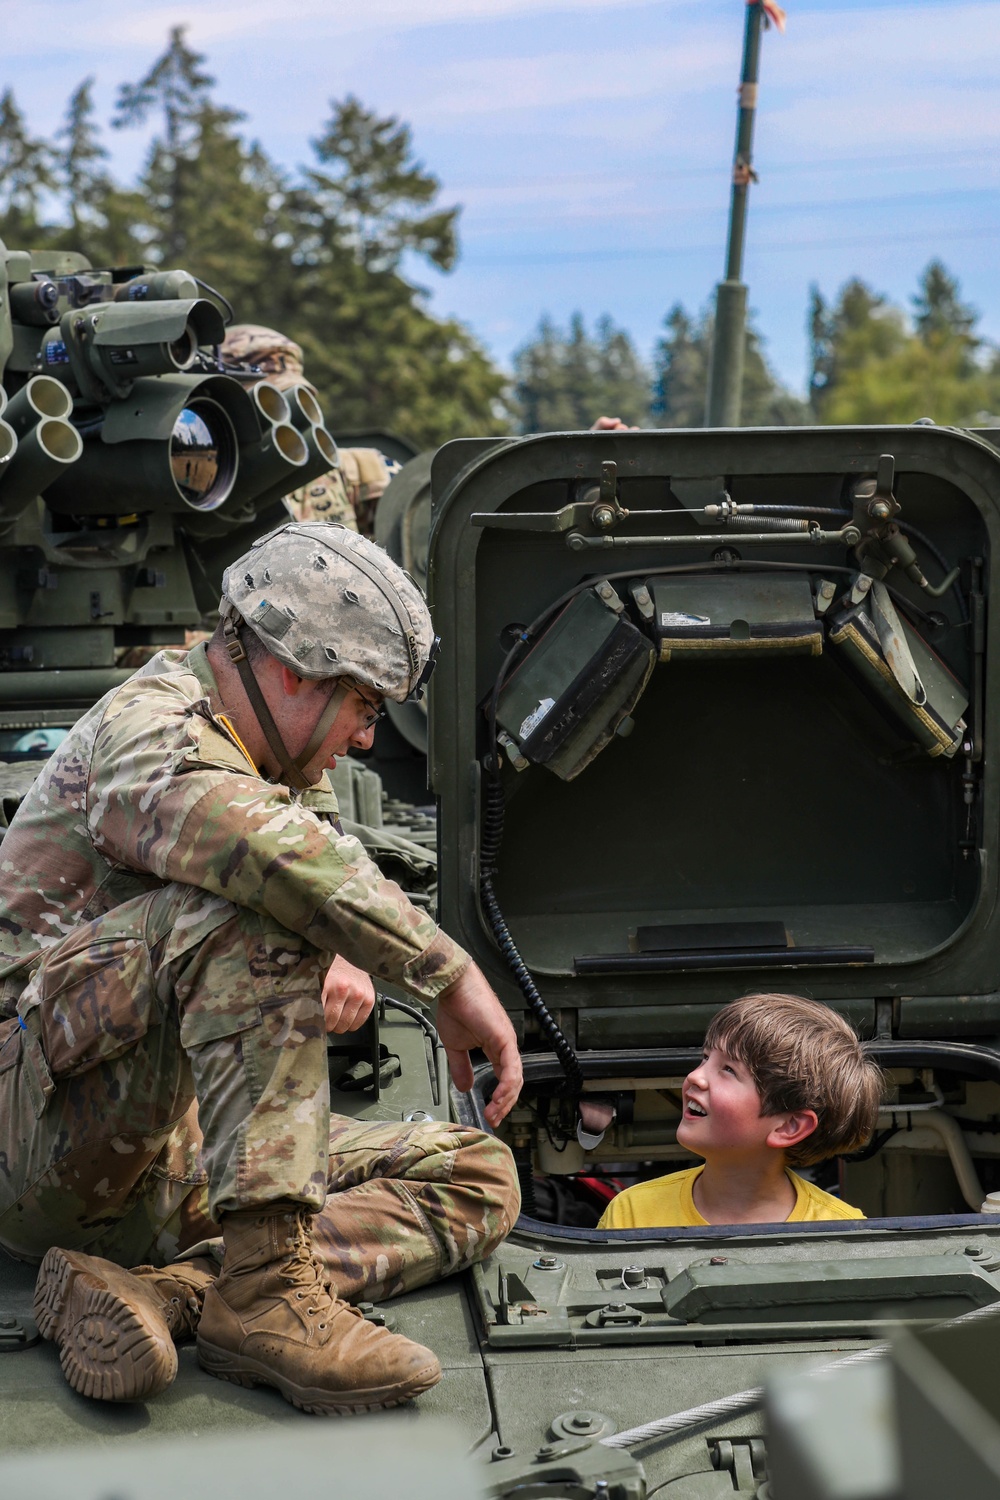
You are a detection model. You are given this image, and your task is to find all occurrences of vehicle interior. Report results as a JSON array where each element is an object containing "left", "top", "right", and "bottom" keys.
[{"left": 427, "top": 428, "right": 1000, "bottom": 1237}]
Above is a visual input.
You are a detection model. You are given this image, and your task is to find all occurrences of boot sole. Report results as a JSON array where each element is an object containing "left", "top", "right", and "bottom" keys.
[
  {"left": 33, "top": 1247, "right": 177, "bottom": 1403},
  {"left": 196, "top": 1338, "right": 442, "bottom": 1414}
]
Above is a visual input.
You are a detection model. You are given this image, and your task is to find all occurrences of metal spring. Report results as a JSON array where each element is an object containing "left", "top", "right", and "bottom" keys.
[{"left": 727, "top": 514, "right": 811, "bottom": 532}]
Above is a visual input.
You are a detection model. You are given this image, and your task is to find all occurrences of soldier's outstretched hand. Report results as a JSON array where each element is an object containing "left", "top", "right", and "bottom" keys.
[{"left": 435, "top": 963, "right": 523, "bottom": 1127}]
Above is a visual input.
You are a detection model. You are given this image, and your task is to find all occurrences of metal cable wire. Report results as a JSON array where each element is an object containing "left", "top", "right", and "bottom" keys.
[{"left": 600, "top": 1298, "right": 1000, "bottom": 1450}]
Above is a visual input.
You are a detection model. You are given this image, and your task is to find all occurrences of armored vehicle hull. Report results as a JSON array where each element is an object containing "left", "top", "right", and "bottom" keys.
[
  {"left": 5, "top": 281, "right": 1000, "bottom": 1495},
  {"left": 426, "top": 423, "right": 1000, "bottom": 1493}
]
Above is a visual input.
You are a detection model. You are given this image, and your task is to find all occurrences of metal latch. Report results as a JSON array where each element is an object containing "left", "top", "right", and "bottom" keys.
[
  {"left": 497, "top": 1269, "right": 552, "bottom": 1326},
  {"left": 584, "top": 1302, "right": 645, "bottom": 1329}
]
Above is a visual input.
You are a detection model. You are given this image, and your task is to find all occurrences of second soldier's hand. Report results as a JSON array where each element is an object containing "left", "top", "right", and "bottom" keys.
[
  {"left": 435, "top": 962, "right": 523, "bottom": 1127},
  {"left": 322, "top": 954, "right": 376, "bottom": 1033}
]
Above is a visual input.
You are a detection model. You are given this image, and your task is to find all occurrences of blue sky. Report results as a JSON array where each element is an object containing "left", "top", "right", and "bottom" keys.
[{"left": 6, "top": 0, "right": 999, "bottom": 399}]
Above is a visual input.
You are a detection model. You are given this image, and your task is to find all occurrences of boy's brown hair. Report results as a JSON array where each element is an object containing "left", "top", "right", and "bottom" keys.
[{"left": 703, "top": 992, "right": 883, "bottom": 1166}]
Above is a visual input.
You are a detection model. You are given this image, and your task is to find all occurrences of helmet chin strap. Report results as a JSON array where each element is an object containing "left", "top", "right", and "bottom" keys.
[{"left": 222, "top": 612, "right": 347, "bottom": 790}]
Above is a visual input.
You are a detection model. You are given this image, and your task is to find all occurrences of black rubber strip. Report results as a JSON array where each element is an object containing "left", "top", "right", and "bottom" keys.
[{"left": 574, "top": 946, "right": 875, "bottom": 974}]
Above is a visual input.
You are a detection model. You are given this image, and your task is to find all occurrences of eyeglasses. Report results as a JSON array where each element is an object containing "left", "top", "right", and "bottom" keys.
[{"left": 349, "top": 683, "right": 387, "bottom": 729}]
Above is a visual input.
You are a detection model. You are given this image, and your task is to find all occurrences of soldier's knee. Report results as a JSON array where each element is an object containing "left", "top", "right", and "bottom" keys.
[{"left": 453, "top": 1131, "right": 522, "bottom": 1247}]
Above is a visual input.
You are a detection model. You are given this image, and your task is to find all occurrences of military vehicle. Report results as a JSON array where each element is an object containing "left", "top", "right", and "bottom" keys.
[
  {"left": 413, "top": 419, "right": 1000, "bottom": 1497},
  {"left": 2, "top": 12, "right": 999, "bottom": 1471},
  {"left": 369, "top": 447, "right": 435, "bottom": 799},
  {"left": 5, "top": 369, "right": 1000, "bottom": 1496},
  {"left": 766, "top": 1302, "right": 1000, "bottom": 1497},
  {"left": 0, "top": 243, "right": 335, "bottom": 758},
  {"left": 0, "top": 243, "right": 435, "bottom": 874}
]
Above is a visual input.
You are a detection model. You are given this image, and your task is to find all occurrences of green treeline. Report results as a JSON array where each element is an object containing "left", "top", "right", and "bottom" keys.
[
  {"left": 514, "top": 265, "right": 1000, "bottom": 432},
  {"left": 1, "top": 26, "right": 996, "bottom": 442}
]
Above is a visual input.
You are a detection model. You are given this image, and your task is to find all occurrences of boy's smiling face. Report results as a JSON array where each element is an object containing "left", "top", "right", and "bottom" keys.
[{"left": 677, "top": 1045, "right": 799, "bottom": 1159}]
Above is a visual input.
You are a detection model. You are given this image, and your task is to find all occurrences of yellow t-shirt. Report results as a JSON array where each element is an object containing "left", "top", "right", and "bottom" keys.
[{"left": 597, "top": 1166, "right": 864, "bottom": 1229}]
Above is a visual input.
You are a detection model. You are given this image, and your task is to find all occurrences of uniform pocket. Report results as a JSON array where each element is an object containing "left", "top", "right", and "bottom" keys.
[
  {"left": 178, "top": 1004, "right": 262, "bottom": 1049},
  {"left": 0, "top": 1015, "right": 21, "bottom": 1076},
  {"left": 19, "top": 932, "right": 156, "bottom": 1079},
  {"left": 1, "top": 1011, "right": 56, "bottom": 1118}
]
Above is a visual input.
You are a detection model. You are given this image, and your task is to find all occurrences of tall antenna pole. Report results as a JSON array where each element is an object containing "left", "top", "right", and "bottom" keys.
[{"left": 705, "top": 1, "right": 779, "bottom": 427}]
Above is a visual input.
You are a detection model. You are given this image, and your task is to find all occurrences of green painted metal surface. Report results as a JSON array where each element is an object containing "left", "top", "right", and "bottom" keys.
[{"left": 5, "top": 240, "right": 1000, "bottom": 1497}]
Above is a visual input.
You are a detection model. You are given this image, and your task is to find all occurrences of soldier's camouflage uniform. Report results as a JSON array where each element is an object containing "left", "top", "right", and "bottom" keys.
[
  {"left": 0, "top": 643, "right": 519, "bottom": 1297},
  {"left": 287, "top": 448, "right": 397, "bottom": 536},
  {"left": 287, "top": 470, "right": 359, "bottom": 531}
]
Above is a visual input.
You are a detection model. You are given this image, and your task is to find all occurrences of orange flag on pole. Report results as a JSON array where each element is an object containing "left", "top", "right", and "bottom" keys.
[{"left": 751, "top": 0, "right": 787, "bottom": 31}]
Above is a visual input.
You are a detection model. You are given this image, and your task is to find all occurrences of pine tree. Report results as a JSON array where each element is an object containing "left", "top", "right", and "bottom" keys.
[
  {"left": 809, "top": 279, "right": 905, "bottom": 420},
  {"left": 651, "top": 304, "right": 709, "bottom": 427},
  {"left": 114, "top": 26, "right": 216, "bottom": 263},
  {"left": 274, "top": 95, "right": 507, "bottom": 444},
  {"left": 513, "top": 317, "right": 564, "bottom": 432},
  {"left": 265, "top": 240, "right": 509, "bottom": 447},
  {"left": 913, "top": 261, "right": 977, "bottom": 345},
  {"left": 560, "top": 313, "right": 601, "bottom": 428},
  {"left": 812, "top": 266, "right": 1000, "bottom": 426},
  {"left": 305, "top": 96, "right": 458, "bottom": 273},
  {"left": 513, "top": 313, "right": 650, "bottom": 431},
  {"left": 593, "top": 315, "right": 649, "bottom": 426},
  {"left": 0, "top": 88, "right": 56, "bottom": 242},
  {"left": 139, "top": 102, "right": 278, "bottom": 301},
  {"left": 807, "top": 285, "right": 830, "bottom": 412},
  {"left": 652, "top": 302, "right": 805, "bottom": 427},
  {"left": 58, "top": 79, "right": 109, "bottom": 238},
  {"left": 742, "top": 325, "right": 809, "bottom": 425}
]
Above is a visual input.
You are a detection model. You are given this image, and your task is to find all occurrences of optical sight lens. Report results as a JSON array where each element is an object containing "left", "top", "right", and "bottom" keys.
[{"left": 170, "top": 400, "right": 237, "bottom": 511}]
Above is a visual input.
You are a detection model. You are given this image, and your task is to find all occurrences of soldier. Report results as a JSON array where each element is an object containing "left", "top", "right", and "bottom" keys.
[
  {"left": 221, "top": 325, "right": 396, "bottom": 535},
  {"left": 0, "top": 522, "right": 522, "bottom": 1413}
]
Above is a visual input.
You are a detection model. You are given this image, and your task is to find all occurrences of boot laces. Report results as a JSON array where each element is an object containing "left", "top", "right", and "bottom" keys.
[
  {"left": 278, "top": 1210, "right": 340, "bottom": 1324},
  {"left": 135, "top": 1265, "right": 206, "bottom": 1337},
  {"left": 162, "top": 1290, "right": 200, "bottom": 1336}
]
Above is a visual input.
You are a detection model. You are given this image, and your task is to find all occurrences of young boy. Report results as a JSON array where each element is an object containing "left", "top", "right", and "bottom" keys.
[{"left": 598, "top": 993, "right": 882, "bottom": 1228}]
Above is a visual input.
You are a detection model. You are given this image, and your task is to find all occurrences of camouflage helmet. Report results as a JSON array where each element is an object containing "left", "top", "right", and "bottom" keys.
[
  {"left": 221, "top": 324, "right": 314, "bottom": 393},
  {"left": 221, "top": 522, "right": 436, "bottom": 703}
]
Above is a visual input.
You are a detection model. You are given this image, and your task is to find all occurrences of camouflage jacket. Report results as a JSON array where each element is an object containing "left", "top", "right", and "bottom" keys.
[
  {"left": 0, "top": 644, "right": 469, "bottom": 1010},
  {"left": 286, "top": 449, "right": 393, "bottom": 536},
  {"left": 286, "top": 468, "right": 359, "bottom": 531}
]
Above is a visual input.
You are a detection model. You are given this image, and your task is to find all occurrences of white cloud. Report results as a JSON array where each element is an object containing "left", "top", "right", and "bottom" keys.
[
  {"left": 771, "top": 85, "right": 1000, "bottom": 154},
  {"left": 770, "top": 1, "right": 1000, "bottom": 80},
  {"left": 763, "top": 2, "right": 1000, "bottom": 153},
  {"left": 414, "top": 34, "right": 727, "bottom": 118},
  {"left": 3, "top": 0, "right": 672, "bottom": 56}
]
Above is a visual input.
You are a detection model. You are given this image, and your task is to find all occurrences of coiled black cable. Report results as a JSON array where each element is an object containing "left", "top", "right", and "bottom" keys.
[{"left": 480, "top": 773, "right": 583, "bottom": 1097}]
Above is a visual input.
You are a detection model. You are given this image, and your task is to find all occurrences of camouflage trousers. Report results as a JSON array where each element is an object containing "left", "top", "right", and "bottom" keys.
[{"left": 0, "top": 881, "right": 519, "bottom": 1298}]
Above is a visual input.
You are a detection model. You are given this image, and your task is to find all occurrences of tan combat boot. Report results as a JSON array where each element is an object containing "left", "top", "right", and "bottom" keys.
[
  {"left": 196, "top": 1207, "right": 442, "bottom": 1414},
  {"left": 33, "top": 1247, "right": 215, "bottom": 1402}
]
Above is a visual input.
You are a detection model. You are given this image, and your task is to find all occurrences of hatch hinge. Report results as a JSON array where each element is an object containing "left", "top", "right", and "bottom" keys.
[{"left": 709, "top": 1437, "right": 769, "bottom": 1493}]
